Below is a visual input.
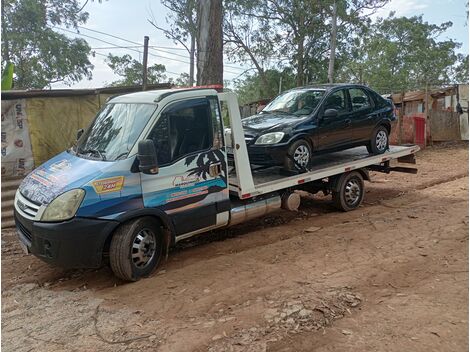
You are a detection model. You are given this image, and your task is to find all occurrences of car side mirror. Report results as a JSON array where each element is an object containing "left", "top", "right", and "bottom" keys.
[
  {"left": 323, "top": 108, "right": 338, "bottom": 120},
  {"left": 77, "top": 128, "right": 84, "bottom": 140},
  {"left": 137, "top": 139, "right": 159, "bottom": 174}
]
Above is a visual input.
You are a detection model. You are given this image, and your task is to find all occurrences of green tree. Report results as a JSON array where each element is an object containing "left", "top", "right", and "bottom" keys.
[
  {"left": 105, "top": 54, "right": 167, "bottom": 87},
  {"left": 1, "top": 0, "right": 94, "bottom": 89},
  {"left": 148, "top": 0, "right": 197, "bottom": 85},
  {"left": 234, "top": 68, "right": 296, "bottom": 105},
  {"left": 339, "top": 15, "right": 461, "bottom": 93},
  {"left": 454, "top": 54, "right": 469, "bottom": 83}
]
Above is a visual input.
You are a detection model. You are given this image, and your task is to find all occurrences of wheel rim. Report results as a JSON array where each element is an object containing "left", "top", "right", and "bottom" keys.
[
  {"left": 344, "top": 179, "right": 361, "bottom": 206},
  {"left": 131, "top": 228, "right": 157, "bottom": 269},
  {"left": 293, "top": 145, "right": 310, "bottom": 167},
  {"left": 376, "top": 130, "right": 388, "bottom": 151}
]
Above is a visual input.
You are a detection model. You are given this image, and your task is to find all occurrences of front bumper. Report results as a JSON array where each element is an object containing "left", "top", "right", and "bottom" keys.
[
  {"left": 14, "top": 210, "right": 118, "bottom": 269},
  {"left": 246, "top": 144, "right": 289, "bottom": 166}
]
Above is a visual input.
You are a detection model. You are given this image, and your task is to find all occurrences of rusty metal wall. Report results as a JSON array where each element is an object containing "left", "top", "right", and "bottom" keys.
[
  {"left": 1, "top": 176, "right": 23, "bottom": 228},
  {"left": 430, "top": 111, "right": 461, "bottom": 141}
]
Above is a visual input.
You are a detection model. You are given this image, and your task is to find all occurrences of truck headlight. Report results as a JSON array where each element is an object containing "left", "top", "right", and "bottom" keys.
[
  {"left": 255, "top": 132, "right": 285, "bottom": 145},
  {"left": 41, "top": 189, "right": 85, "bottom": 222}
]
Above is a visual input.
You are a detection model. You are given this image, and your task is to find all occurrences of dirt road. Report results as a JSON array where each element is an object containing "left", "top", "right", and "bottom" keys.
[{"left": 2, "top": 142, "right": 468, "bottom": 352}]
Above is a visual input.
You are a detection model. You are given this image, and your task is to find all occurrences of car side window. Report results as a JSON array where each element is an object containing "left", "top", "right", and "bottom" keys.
[
  {"left": 349, "top": 88, "right": 371, "bottom": 111},
  {"left": 324, "top": 90, "right": 348, "bottom": 114},
  {"left": 147, "top": 98, "right": 213, "bottom": 166}
]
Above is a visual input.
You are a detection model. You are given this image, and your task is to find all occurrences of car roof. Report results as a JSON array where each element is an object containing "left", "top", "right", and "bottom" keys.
[{"left": 287, "top": 83, "right": 370, "bottom": 93}]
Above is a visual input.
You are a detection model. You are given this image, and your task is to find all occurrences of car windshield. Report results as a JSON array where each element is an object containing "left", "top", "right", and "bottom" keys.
[
  {"left": 73, "top": 103, "right": 157, "bottom": 161},
  {"left": 262, "top": 89, "right": 325, "bottom": 116}
]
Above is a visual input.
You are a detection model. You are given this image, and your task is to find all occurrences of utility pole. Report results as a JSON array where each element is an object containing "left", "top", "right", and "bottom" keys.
[
  {"left": 328, "top": 0, "right": 337, "bottom": 84},
  {"left": 142, "top": 36, "right": 149, "bottom": 90}
]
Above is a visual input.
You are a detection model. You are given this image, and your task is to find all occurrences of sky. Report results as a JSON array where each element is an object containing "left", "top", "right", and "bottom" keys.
[{"left": 53, "top": 0, "right": 470, "bottom": 89}]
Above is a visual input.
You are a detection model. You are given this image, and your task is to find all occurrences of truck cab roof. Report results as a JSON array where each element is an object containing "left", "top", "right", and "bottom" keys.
[{"left": 108, "top": 87, "right": 220, "bottom": 104}]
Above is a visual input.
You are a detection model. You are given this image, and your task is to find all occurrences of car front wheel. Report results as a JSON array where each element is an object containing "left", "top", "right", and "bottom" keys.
[
  {"left": 284, "top": 139, "right": 312, "bottom": 172},
  {"left": 367, "top": 126, "right": 389, "bottom": 154}
]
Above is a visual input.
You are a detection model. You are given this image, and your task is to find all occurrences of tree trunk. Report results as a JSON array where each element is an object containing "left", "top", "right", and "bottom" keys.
[
  {"left": 328, "top": 0, "right": 337, "bottom": 84},
  {"left": 197, "top": 0, "right": 223, "bottom": 86},
  {"left": 2, "top": 0, "right": 10, "bottom": 62},
  {"left": 189, "top": 34, "right": 195, "bottom": 86},
  {"left": 296, "top": 38, "right": 304, "bottom": 86}
]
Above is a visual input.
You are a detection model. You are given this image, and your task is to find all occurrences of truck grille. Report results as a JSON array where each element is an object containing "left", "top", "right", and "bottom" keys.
[{"left": 15, "top": 191, "right": 41, "bottom": 220}]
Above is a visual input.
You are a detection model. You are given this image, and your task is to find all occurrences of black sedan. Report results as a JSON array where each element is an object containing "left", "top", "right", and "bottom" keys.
[{"left": 242, "top": 84, "right": 396, "bottom": 171}]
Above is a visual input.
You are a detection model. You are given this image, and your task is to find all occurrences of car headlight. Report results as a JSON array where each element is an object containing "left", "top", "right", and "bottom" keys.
[
  {"left": 41, "top": 189, "right": 85, "bottom": 222},
  {"left": 255, "top": 132, "right": 285, "bottom": 145}
]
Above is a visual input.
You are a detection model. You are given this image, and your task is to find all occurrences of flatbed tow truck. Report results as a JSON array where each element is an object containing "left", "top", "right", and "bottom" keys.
[{"left": 14, "top": 88, "right": 419, "bottom": 281}]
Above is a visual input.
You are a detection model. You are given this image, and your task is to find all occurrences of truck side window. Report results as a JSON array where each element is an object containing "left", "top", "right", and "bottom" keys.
[{"left": 147, "top": 98, "right": 213, "bottom": 165}]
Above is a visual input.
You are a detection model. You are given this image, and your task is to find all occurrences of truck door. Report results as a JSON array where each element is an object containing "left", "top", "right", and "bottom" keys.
[{"left": 140, "top": 96, "right": 230, "bottom": 237}]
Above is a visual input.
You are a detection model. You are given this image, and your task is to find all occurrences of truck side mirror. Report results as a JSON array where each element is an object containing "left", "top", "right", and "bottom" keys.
[
  {"left": 137, "top": 139, "right": 159, "bottom": 174},
  {"left": 323, "top": 108, "right": 338, "bottom": 120},
  {"left": 77, "top": 128, "right": 84, "bottom": 140}
]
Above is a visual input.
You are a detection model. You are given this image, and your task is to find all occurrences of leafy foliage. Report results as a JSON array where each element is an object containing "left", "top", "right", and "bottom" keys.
[
  {"left": 148, "top": 0, "right": 197, "bottom": 85},
  {"left": 337, "top": 15, "right": 461, "bottom": 93},
  {"left": 105, "top": 54, "right": 167, "bottom": 87},
  {"left": 234, "top": 68, "right": 297, "bottom": 104},
  {"left": 1, "top": 62, "right": 14, "bottom": 90},
  {"left": 1, "top": 0, "right": 94, "bottom": 89},
  {"left": 454, "top": 54, "right": 469, "bottom": 83}
]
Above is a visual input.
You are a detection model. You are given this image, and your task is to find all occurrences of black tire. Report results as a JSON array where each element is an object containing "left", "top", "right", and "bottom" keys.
[
  {"left": 110, "top": 217, "right": 163, "bottom": 281},
  {"left": 332, "top": 171, "right": 365, "bottom": 212},
  {"left": 368, "top": 125, "right": 389, "bottom": 154},
  {"left": 283, "top": 139, "right": 312, "bottom": 172}
]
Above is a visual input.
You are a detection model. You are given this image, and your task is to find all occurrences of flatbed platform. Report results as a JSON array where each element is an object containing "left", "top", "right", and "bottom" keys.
[{"left": 228, "top": 145, "right": 420, "bottom": 198}]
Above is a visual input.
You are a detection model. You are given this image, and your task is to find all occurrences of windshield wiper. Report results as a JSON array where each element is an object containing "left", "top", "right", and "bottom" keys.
[
  {"left": 266, "top": 109, "right": 290, "bottom": 114},
  {"left": 115, "top": 151, "right": 129, "bottom": 160},
  {"left": 78, "top": 148, "right": 106, "bottom": 161}
]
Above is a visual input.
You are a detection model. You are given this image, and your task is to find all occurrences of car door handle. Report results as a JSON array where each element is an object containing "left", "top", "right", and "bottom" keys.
[
  {"left": 209, "top": 162, "right": 222, "bottom": 177},
  {"left": 345, "top": 119, "right": 352, "bottom": 126}
]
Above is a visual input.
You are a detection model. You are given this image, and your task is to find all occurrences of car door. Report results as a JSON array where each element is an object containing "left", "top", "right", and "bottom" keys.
[
  {"left": 316, "top": 89, "right": 352, "bottom": 151},
  {"left": 348, "top": 88, "right": 376, "bottom": 142},
  {"left": 140, "top": 96, "right": 230, "bottom": 237}
]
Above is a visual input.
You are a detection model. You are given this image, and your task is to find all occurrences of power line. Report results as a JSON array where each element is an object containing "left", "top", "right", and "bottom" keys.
[
  {"left": 55, "top": 26, "right": 244, "bottom": 75},
  {"left": 76, "top": 25, "right": 250, "bottom": 72},
  {"left": 92, "top": 51, "right": 182, "bottom": 76}
]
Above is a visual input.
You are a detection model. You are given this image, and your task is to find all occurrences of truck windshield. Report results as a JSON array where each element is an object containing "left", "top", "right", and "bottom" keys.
[
  {"left": 262, "top": 89, "right": 325, "bottom": 116},
  {"left": 74, "top": 103, "right": 157, "bottom": 161}
]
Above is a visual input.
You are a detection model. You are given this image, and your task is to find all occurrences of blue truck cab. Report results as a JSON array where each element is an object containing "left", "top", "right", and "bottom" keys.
[{"left": 15, "top": 88, "right": 232, "bottom": 281}]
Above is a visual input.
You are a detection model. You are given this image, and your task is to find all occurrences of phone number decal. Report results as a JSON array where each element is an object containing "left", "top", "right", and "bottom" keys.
[{"left": 92, "top": 176, "right": 125, "bottom": 194}]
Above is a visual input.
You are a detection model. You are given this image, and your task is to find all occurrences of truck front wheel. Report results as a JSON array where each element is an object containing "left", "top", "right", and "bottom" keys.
[
  {"left": 332, "top": 171, "right": 365, "bottom": 211},
  {"left": 109, "top": 217, "right": 163, "bottom": 281}
]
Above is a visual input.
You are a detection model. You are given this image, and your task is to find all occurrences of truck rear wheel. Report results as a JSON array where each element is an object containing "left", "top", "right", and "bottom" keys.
[
  {"left": 109, "top": 217, "right": 163, "bottom": 281},
  {"left": 332, "top": 171, "right": 365, "bottom": 211}
]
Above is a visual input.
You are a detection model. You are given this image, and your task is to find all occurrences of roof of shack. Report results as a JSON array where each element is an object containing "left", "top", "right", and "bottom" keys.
[{"left": 1, "top": 83, "right": 173, "bottom": 100}]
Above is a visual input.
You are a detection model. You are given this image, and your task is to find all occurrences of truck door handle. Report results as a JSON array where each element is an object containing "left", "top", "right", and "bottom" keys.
[{"left": 209, "top": 162, "right": 222, "bottom": 177}]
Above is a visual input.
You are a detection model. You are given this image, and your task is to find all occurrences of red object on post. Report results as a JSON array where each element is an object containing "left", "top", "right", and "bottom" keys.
[{"left": 414, "top": 116, "right": 426, "bottom": 147}]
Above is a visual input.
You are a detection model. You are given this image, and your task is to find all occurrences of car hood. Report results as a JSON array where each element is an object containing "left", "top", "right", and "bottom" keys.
[
  {"left": 19, "top": 151, "right": 113, "bottom": 205},
  {"left": 242, "top": 113, "right": 302, "bottom": 132}
]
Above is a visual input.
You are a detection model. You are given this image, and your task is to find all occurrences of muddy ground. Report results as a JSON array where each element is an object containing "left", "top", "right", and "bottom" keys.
[{"left": 2, "top": 142, "right": 468, "bottom": 352}]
